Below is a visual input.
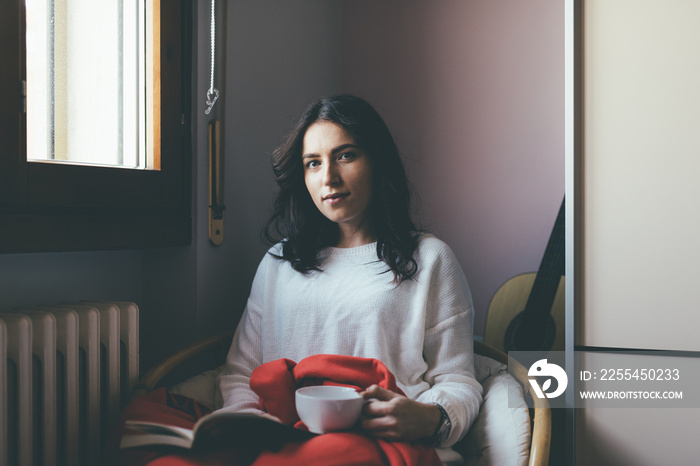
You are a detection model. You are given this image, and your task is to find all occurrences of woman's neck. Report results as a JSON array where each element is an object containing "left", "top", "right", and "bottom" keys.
[{"left": 336, "top": 221, "right": 376, "bottom": 248}]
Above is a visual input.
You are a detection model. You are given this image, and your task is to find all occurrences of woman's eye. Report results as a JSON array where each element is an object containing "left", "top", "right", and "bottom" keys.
[
  {"left": 339, "top": 152, "right": 356, "bottom": 161},
  {"left": 305, "top": 160, "right": 320, "bottom": 168}
]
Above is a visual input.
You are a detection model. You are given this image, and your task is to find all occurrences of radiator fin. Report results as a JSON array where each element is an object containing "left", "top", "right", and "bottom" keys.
[
  {"left": 0, "top": 301, "right": 139, "bottom": 466},
  {"left": 0, "top": 313, "right": 33, "bottom": 466}
]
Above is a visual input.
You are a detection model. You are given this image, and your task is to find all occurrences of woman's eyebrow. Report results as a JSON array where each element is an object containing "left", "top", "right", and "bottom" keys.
[
  {"left": 331, "top": 143, "right": 361, "bottom": 154},
  {"left": 302, "top": 144, "right": 361, "bottom": 159}
]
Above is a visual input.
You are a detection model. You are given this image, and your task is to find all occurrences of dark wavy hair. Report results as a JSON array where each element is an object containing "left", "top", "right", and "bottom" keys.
[{"left": 265, "top": 95, "right": 420, "bottom": 283}]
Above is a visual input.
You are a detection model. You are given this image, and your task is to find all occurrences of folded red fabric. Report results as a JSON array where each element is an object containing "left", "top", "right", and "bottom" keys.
[
  {"left": 249, "top": 354, "right": 441, "bottom": 466},
  {"left": 250, "top": 354, "right": 404, "bottom": 427},
  {"left": 108, "top": 355, "right": 441, "bottom": 466}
]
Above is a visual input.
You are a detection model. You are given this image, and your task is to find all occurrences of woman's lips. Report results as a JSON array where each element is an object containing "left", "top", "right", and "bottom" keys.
[{"left": 323, "top": 193, "right": 349, "bottom": 205}]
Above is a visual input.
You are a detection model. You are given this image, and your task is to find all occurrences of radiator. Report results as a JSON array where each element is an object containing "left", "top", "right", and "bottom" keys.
[{"left": 0, "top": 301, "right": 139, "bottom": 466}]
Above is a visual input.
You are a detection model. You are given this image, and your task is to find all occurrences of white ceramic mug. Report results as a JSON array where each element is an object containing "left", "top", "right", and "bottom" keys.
[{"left": 295, "top": 385, "right": 365, "bottom": 434}]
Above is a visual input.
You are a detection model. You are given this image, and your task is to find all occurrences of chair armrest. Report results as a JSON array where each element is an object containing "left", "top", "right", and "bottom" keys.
[
  {"left": 474, "top": 341, "right": 551, "bottom": 466},
  {"left": 132, "top": 332, "right": 234, "bottom": 400}
]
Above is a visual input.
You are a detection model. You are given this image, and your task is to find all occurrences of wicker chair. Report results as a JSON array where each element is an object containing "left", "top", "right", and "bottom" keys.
[{"left": 133, "top": 334, "right": 551, "bottom": 466}]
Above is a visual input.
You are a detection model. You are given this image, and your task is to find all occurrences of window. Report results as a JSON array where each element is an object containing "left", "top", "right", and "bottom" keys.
[
  {"left": 26, "top": 0, "right": 148, "bottom": 169},
  {"left": 0, "top": 0, "right": 192, "bottom": 253}
]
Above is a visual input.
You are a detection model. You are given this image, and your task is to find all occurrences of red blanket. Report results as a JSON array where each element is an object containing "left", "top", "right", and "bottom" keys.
[{"left": 108, "top": 355, "right": 441, "bottom": 466}]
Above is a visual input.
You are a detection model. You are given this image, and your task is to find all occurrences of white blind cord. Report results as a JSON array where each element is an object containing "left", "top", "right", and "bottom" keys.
[{"left": 205, "top": 0, "right": 219, "bottom": 115}]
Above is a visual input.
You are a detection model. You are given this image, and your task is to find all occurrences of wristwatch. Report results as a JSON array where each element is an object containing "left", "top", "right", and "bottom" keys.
[{"left": 430, "top": 403, "right": 451, "bottom": 446}]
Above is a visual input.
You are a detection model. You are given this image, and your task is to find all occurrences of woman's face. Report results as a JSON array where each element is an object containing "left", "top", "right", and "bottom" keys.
[{"left": 302, "top": 121, "right": 374, "bottom": 242}]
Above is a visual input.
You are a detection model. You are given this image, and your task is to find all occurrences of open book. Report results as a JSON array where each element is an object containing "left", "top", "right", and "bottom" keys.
[{"left": 120, "top": 410, "right": 316, "bottom": 451}]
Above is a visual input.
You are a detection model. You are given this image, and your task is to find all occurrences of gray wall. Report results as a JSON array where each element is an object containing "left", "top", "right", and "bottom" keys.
[
  {"left": 0, "top": 1, "right": 563, "bottom": 372},
  {"left": 0, "top": 1, "right": 342, "bottom": 372},
  {"left": 0, "top": 250, "right": 142, "bottom": 309},
  {"left": 193, "top": 0, "right": 341, "bottom": 339},
  {"left": 337, "top": 0, "right": 564, "bottom": 335},
  {"left": 140, "top": 0, "right": 342, "bottom": 369}
]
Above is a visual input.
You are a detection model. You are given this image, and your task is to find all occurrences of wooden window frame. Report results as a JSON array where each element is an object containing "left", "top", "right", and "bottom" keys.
[{"left": 0, "top": 0, "right": 192, "bottom": 253}]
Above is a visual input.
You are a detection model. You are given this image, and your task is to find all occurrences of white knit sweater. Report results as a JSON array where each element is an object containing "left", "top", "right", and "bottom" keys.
[{"left": 216, "top": 234, "right": 482, "bottom": 452}]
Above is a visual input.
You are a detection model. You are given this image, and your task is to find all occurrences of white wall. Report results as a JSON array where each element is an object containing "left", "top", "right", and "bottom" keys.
[
  {"left": 579, "top": 1, "right": 700, "bottom": 464},
  {"left": 582, "top": 0, "right": 700, "bottom": 352}
]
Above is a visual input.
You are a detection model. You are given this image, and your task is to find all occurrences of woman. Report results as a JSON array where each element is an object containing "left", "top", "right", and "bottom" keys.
[{"left": 216, "top": 95, "right": 482, "bottom": 463}]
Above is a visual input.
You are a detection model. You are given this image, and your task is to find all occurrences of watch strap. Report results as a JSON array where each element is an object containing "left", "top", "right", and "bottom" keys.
[{"left": 430, "top": 403, "right": 451, "bottom": 447}]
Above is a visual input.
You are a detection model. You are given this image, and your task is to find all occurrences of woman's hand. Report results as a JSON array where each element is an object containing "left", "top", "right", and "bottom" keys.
[{"left": 359, "top": 385, "right": 441, "bottom": 442}]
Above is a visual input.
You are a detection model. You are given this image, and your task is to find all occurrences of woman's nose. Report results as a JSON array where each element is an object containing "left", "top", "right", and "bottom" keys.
[{"left": 322, "top": 163, "right": 340, "bottom": 186}]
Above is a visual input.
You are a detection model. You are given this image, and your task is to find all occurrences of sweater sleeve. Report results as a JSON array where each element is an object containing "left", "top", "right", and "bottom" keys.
[
  {"left": 214, "top": 299, "right": 264, "bottom": 414},
  {"left": 414, "top": 240, "right": 483, "bottom": 448},
  {"left": 214, "top": 255, "right": 269, "bottom": 415}
]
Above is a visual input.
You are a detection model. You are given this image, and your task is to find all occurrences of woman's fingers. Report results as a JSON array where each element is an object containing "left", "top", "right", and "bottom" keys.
[
  {"left": 361, "top": 385, "right": 402, "bottom": 418},
  {"left": 361, "top": 410, "right": 403, "bottom": 441},
  {"left": 360, "top": 384, "right": 399, "bottom": 401},
  {"left": 363, "top": 398, "right": 394, "bottom": 417},
  {"left": 362, "top": 412, "right": 398, "bottom": 430},
  {"left": 359, "top": 392, "right": 442, "bottom": 442}
]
